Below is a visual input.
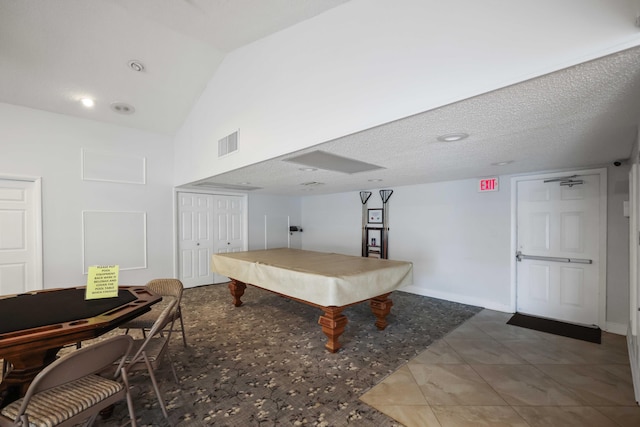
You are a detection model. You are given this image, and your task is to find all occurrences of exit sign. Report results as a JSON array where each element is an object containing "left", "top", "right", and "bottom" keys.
[{"left": 479, "top": 177, "right": 499, "bottom": 192}]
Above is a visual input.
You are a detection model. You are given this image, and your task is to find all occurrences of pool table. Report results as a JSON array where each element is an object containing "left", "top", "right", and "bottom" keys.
[{"left": 211, "top": 248, "right": 413, "bottom": 352}]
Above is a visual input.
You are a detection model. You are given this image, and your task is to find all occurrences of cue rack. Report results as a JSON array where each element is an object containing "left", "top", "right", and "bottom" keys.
[{"left": 360, "top": 189, "right": 393, "bottom": 259}]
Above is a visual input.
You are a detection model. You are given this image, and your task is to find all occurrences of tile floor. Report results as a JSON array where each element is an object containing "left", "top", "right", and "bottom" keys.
[{"left": 360, "top": 309, "right": 640, "bottom": 427}]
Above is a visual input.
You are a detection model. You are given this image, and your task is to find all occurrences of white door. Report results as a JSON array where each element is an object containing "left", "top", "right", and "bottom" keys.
[
  {"left": 178, "top": 193, "right": 215, "bottom": 288},
  {"left": 516, "top": 173, "right": 602, "bottom": 326},
  {"left": 0, "top": 178, "right": 42, "bottom": 294},
  {"left": 213, "top": 195, "right": 245, "bottom": 284}
]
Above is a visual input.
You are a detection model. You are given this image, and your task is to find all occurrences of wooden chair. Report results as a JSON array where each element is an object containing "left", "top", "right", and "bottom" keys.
[
  {"left": 1, "top": 359, "right": 10, "bottom": 380},
  {"left": 121, "top": 279, "right": 187, "bottom": 347},
  {"left": 122, "top": 299, "right": 178, "bottom": 423},
  {"left": 0, "top": 335, "right": 136, "bottom": 427}
]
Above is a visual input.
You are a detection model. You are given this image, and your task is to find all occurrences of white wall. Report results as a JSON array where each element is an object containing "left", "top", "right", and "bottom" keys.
[
  {"left": 173, "top": 0, "right": 640, "bottom": 186},
  {"left": 299, "top": 192, "right": 361, "bottom": 256},
  {"left": 607, "top": 163, "right": 631, "bottom": 328},
  {"left": 0, "top": 103, "right": 175, "bottom": 288},
  {"left": 248, "top": 194, "right": 302, "bottom": 250},
  {"left": 300, "top": 170, "right": 630, "bottom": 325},
  {"left": 301, "top": 179, "right": 512, "bottom": 311}
]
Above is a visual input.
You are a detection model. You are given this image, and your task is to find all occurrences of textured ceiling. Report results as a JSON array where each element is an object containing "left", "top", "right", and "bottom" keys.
[{"left": 193, "top": 46, "right": 640, "bottom": 195}]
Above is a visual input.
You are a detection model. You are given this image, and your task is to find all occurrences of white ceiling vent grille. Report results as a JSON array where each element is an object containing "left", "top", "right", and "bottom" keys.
[
  {"left": 284, "top": 150, "right": 383, "bottom": 174},
  {"left": 218, "top": 131, "right": 238, "bottom": 157}
]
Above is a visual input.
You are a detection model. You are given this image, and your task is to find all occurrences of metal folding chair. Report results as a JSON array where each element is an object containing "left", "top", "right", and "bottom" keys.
[
  {"left": 122, "top": 299, "right": 179, "bottom": 423},
  {"left": 121, "top": 279, "right": 187, "bottom": 347},
  {"left": 0, "top": 335, "right": 136, "bottom": 427}
]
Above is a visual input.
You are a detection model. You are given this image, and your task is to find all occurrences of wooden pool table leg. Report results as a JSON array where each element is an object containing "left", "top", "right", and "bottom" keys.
[
  {"left": 318, "top": 306, "right": 348, "bottom": 353},
  {"left": 228, "top": 279, "right": 247, "bottom": 307},
  {"left": 370, "top": 293, "right": 393, "bottom": 330}
]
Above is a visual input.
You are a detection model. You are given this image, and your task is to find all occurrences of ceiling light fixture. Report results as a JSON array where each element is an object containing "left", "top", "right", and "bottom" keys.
[
  {"left": 491, "top": 160, "right": 514, "bottom": 166},
  {"left": 80, "top": 98, "right": 95, "bottom": 108},
  {"left": 436, "top": 132, "right": 469, "bottom": 142},
  {"left": 127, "top": 60, "right": 145, "bottom": 72},
  {"left": 368, "top": 179, "right": 383, "bottom": 182},
  {"left": 110, "top": 102, "right": 135, "bottom": 115},
  {"left": 299, "top": 167, "right": 317, "bottom": 172}
]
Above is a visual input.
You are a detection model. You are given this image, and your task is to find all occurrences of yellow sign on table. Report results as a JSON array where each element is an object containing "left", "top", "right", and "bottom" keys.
[{"left": 86, "top": 265, "right": 119, "bottom": 299}]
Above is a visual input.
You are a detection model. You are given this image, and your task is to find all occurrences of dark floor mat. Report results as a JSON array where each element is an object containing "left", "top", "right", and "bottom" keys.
[{"left": 507, "top": 312, "right": 601, "bottom": 344}]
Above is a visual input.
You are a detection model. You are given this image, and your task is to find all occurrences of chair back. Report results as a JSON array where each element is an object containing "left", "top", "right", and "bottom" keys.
[
  {"left": 15, "top": 335, "right": 133, "bottom": 417},
  {"left": 128, "top": 298, "right": 177, "bottom": 365},
  {"left": 146, "top": 278, "right": 183, "bottom": 299}
]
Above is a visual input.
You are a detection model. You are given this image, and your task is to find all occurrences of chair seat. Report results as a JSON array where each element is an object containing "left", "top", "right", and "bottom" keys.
[
  {"left": 126, "top": 337, "right": 167, "bottom": 365},
  {"left": 1, "top": 374, "right": 123, "bottom": 426},
  {"left": 120, "top": 298, "right": 176, "bottom": 329},
  {"left": 121, "top": 310, "right": 157, "bottom": 329}
]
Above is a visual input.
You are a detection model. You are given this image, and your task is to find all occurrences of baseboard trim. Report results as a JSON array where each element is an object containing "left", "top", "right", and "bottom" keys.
[
  {"left": 605, "top": 322, "right": 627, "bottom": 336},
  {"left": 399, "top": 285, "right": 512, "bottom": 313}
]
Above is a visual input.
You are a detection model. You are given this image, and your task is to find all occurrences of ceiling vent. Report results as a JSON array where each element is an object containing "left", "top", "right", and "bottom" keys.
[
  {"left": 284, "top": 150, "right": 383, "bottom": 174},
  {"left": 194, "top": 181, "right": 261, "bottom": 191},
  {"left": 218, "top": 131, "right": 238, "bottom": 157}
]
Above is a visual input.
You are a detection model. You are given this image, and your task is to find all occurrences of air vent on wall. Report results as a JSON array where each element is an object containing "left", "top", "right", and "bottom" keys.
[{"left": 218, "top": 131, "right": 238, "bottom": 157}]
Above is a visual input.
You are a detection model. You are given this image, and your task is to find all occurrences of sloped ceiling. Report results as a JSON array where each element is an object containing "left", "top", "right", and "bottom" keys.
[
  {"left": 0, "top": 0, "right": 351, "bottom": 134},
  {"left": 2, "top": 0, "right": 640, "bottom": 195},
  {"left": 192, "top": 46, "right": 640, "bottom": 195}
]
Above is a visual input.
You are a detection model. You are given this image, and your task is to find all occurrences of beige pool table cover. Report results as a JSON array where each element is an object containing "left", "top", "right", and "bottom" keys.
[{"left": 211, "top": 248, "right": 413, "bottom": 307}]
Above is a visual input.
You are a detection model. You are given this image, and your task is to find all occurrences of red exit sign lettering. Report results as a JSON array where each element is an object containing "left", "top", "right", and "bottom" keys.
[{"left": 478, "top": 177, "right": 499, "bottom": 192}]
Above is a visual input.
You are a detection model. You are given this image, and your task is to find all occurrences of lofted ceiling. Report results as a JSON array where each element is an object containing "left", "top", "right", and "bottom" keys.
[
  {"left": 193, "top": 45, "right": 640, "bottom": 195},
  {"left": 0, "top": 0, "right": 351, "bottom": 134},
  {"left": 2, "top": 1, "right": 640, "bottom": 196}
]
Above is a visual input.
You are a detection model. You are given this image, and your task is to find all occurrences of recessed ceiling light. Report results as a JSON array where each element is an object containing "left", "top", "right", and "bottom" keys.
[
  {"left": 127, "top": 60, "right": 145, "bottom": 72},
  {"left": 368, "top": 179, "right": 383, "bottom": 182},
  {"left": 238, "top": 182, "right": 251, "bottom": 185},
  {"left": 80, "top": 98, "right": 95, "bottom": 108},
  {"left": 299, "top": 167, "right": 317, "bottom": 172},
  {"left": 491, "top": 160, "right": 514, "bottom": 166},
  {"left": 436, "top": 132, "right": 469, "bottom": 142},
  {"left": 110, "top": 102, "right": 135, "bottom": 115}
]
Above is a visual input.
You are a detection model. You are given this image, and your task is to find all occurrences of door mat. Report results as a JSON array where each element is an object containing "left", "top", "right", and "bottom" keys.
[{"left": 507, "top": 313, "right": 601, "bottom": 344}]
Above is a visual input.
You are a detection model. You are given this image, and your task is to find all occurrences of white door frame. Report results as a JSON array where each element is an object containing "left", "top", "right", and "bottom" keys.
[
  {"left": 173, "top": 189, "right": 248, "bottom": 282},
  {"left": 628, "top": 163, "right": 640, "bottom": 404},
  {"left": 0, "top": 174, "right": 44, "bottom": 291},
  {"left": 630, "top": 164, "right": 638, "bottom": 337},
  {"left": 510, "top": 168, "right": 608, "bottom": 328}
]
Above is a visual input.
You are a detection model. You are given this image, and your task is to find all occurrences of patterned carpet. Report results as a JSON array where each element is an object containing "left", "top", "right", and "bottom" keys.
[{"left": 95, "top": 283, "right": 481, "bottom": 426}]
